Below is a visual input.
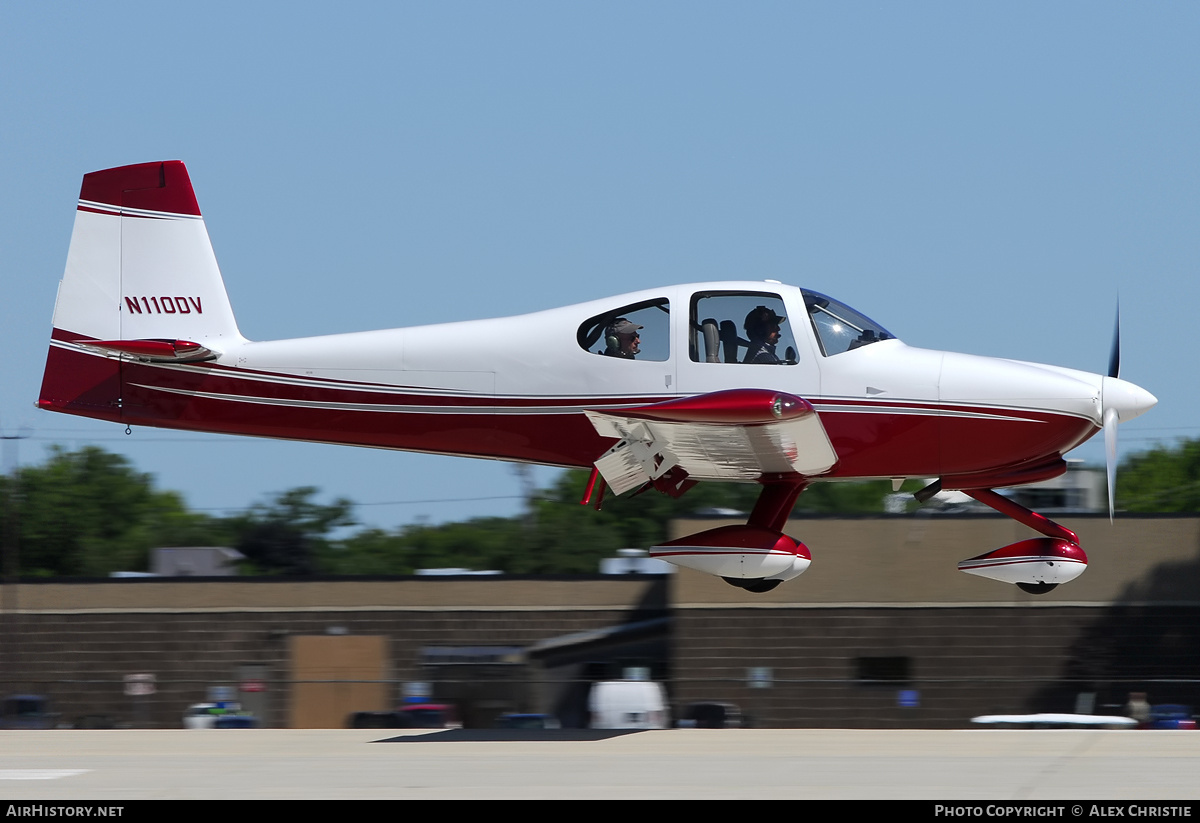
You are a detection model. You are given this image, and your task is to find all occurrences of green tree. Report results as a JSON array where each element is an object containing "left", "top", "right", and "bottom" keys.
[
  {"left": 0, "top": 445, "right": 899, "bottom": 578},
  {"left": 1, "top": 446, "right": 211, "bottom": 576},
  {"left": 325, "top": 527, "right": 416, "bottom": 575},
  {"left": 229, "top": 486, "right": 355, "bottom": 575},
  {"left": 1117, "top": 438, "right": 1200, "bottom": 513}
]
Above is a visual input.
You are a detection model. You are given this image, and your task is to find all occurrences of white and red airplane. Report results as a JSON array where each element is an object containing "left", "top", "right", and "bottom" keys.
[{"left": 38, "top": 161, "right": 1156, "bottom": 594}]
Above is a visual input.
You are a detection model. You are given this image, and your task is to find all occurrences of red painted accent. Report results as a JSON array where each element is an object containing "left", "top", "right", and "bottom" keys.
[
  {"left": 37, "top": 341, "right": 124, "bottom": 420},
  {"left": 654, "top": 525, "right": 810, "bottom": 558},
  {"left": 651, "top": 467, "right": 696, "bottom": 499},
  {"left": 606, "top": 389, "right": 811, "bottom": 425},
  {"left": 941, "top": 455, "right": 1070, "bottom": 490},
  {"left": 39, "top": 332, "right": 1101, "bottom": 484},
  {"left": 824, "top": 405, "right": 1095, "bottom": 480},
  {"left": 964, "top": 489, "right": 1079, "bottom": 544},
  {"left": 748, "top": 480, "right": 809, "bottom": 533},
  {"left": 77, "top": 204, "right": 123, "bottom": 216},
  {"left": 959, "top": 537, "right": 1087, "bottom": 567},
  {"left": 87, "top": 339, "right": 204, "bottom": 358},
  {"left": 105, "top": 339, "right": 173, "bottom": 357},
  {"left": 78, "top": 161, "right": 201, "bottom": 217},
  {"left": 581, "top": 467, "right": 601, "bottom": 505}
]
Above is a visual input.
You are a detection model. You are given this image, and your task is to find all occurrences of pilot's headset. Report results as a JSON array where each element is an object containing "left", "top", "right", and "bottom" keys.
[{"left": 605, "top": 318, "right": 641, "bottom": 353}]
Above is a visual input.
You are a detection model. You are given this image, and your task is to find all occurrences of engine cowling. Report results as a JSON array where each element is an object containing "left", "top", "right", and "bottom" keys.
[
  {"left": 649, "top": 525, "right": 811, "bottom": 582},
  {"left": 957, "top": 537, "right": 1088, "bottom": 587}
]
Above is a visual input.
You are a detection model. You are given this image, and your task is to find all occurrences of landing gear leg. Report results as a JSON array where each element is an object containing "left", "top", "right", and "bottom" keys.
[
  {"left": 963, "top": 489, "right": 1079, "bottom": 543},
  {"left": 718, "top": 478, "right": 809, "bottom": 594},
  {"left": 748, "top": 477, "right": 808, "bottom": 532}
]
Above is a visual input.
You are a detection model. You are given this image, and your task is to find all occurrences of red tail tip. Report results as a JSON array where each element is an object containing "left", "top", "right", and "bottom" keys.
[{"left": 78, "top": 161, "right": 200, "bottom": 216}]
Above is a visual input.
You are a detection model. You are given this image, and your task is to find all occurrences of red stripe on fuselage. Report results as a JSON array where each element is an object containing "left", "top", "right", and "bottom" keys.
[{"left": 39, "top": 336, "right": 1101, "bottom": 478}]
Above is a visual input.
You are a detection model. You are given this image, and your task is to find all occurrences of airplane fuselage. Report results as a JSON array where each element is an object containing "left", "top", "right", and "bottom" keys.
[{"left": 45, "top": 281, "right": 1113, "bottom": 487}]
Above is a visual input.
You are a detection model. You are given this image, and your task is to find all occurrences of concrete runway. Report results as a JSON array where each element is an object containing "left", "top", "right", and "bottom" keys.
[{"left": 0, "top": 729, "right": 1197, "bottom": 800}]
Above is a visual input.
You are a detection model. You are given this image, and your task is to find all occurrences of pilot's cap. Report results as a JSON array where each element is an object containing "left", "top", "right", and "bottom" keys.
[
  {"left": 608, "top": 318, "right": 643, "bottom": 337},
  {"left": 744, "top": 306, "right": 785, "bottom": 333}
]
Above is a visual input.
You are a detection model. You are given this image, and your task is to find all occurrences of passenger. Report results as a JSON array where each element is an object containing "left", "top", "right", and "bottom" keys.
[
  {"left": 743, "top": 306, "right": 785, "bottom": 364},
  {"left": 604, "top": 318, "right": 642, "bottom": 359}
]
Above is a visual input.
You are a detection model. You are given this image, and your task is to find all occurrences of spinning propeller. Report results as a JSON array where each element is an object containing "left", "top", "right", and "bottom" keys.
[{"left": 1099, "top": 305, "right": 1157, "bottom": 520}]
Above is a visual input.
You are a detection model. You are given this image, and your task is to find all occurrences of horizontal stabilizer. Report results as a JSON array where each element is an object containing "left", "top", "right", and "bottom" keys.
[{"left": 79, "top": 338, "right": 217, "bottom": 362}]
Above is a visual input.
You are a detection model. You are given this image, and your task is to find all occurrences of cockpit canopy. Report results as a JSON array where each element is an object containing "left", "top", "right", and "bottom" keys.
[
  {"left": 802, "top": 289, "right": 895, "bottom": 356},
  {"left": 573, "top": 285, "right": 896, "bottom": 365}
]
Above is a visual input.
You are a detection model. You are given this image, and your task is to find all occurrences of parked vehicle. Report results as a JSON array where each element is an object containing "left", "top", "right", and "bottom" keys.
[
  {"left": 495, "top": 713, "right": 561, "bottom": 729},
  {"left": 970, "top": 713, "right": 1137, "bottom": 729},
  {"left": 677, "top": 701, "right": 746, "bottom": 728},
  {"left": 348, "top": 711, "right": 404, "bottom": 729},
  {"left": 0, "top": 695, "right": 59, "bottom": 730},
  {"left": 213, "top": 714, "right": 260, "bottom": 728},
  {"left": 396, "top": 703, "right": 461, "bottom": 729},
  {"left": 183, "top": 702, "right": 258, "bottom": 729},
  {"left": 588, "top": 681, "right": 669, "bottom": 729},
  {"left": 350, "top": 704, "right": 462, "bottom": 729},
  {"left": 1149, "top": 705, "right": 1197, "bottom": 730}
]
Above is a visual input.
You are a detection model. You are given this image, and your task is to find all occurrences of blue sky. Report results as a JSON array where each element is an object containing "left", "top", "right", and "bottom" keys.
[{"left": 2, "top": 2, "right": 1196, "bottom": 529}]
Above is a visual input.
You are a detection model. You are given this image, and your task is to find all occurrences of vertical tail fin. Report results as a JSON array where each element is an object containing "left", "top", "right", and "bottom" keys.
[
  {"left": 40, "top": 161, "right": 244, "bottom": 419},
  {"left": 53, "top": 160, "right": 242, "bottom": 344}
]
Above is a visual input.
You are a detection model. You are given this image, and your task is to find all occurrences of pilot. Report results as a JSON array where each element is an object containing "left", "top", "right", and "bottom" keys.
[
  {"left": 604, "top": 318, "right": 642, "bottom": 359},
  {"left": 743, "top": 306, "right": 785, "bottom": 364}
]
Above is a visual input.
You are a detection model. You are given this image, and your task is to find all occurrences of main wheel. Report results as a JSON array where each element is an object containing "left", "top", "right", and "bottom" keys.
[
  {"left": 722, "top": 577, "right": 782, "bottom": 593},
  {"left": 1017, "top": 581, "right": 1058, "bottom": 595}
]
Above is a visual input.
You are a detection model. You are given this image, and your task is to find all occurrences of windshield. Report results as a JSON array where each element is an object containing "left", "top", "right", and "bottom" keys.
[{"left": 802, "top": 289, "right": 895, "bottom": 356}]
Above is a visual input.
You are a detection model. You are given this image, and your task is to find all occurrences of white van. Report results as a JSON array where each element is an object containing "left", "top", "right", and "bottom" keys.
[{"left": 588, "top": 681, "right": 669, "bottom": 729}]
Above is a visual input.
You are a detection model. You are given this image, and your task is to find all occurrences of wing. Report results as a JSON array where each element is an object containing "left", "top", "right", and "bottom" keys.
[{"left": 583, "top": 388, "right": 838, "bottom": 495}]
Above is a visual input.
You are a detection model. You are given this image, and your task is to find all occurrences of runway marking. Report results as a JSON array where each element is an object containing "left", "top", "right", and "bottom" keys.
[{"left": 0, "top": 770, "right": 89, "bottom": 780}]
